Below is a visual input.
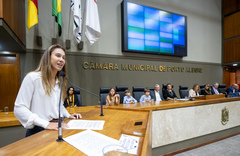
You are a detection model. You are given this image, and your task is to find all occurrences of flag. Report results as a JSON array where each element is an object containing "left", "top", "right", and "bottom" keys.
[
  {"left": 85, "top": 0, "right": 101, "bottom": 45},
  {"left": 27, "top": 0, "right": 38, "bottom": 31},
  {"left": 71, "top": 0, "right": 82, "bottom": 43},
  {"left": 52, "top": 0, "right": 62, "bottom": 36}
]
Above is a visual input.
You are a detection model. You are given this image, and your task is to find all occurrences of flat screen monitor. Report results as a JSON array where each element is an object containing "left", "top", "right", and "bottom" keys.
[{"left": 121, "top": 0, "right": 187, "bottom": 57}]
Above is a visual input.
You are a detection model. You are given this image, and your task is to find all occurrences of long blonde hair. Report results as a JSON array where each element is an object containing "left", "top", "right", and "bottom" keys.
[{"left": 34, "top": 44, "right": 67, "bottom": 100}]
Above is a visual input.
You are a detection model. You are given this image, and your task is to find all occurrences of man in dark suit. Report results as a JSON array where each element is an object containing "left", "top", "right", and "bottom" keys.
[
  {"left": 211, "top": 82, "right": 221, "bottom": 95},
  {"left": 226, "top": 84, "right": 239, "bottom": 97},
  {"left": 151, "top": 84, "right": 164, "bottom": 101}
]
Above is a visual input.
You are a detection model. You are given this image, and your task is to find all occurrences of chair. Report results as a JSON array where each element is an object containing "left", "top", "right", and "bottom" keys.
[
  {"left": 199, "top": 84, "right": 205, "bottom": 95},
  {"left": 116, "top": 86, "right": 128, "bottom": 104},
  {"left": 218, "top": 84, "right": 227, "bottom": 95},
  {"left": 74, "top": 88, "right": 82, "bottom": 106},
  {"left": 132, "top": 86, "right": 145, "bottom": 102},
  {"left": 99, "top": 87, "right": 111, "bottom": 105},
  {"left": 179, "top": 85, "right": 189, "bottom": 98},
  {"left": 146, "top": 87, "right": 155, "bottom": 100},
  {"left": 162, "top": 84, "right": 174, "bottom": 94}
]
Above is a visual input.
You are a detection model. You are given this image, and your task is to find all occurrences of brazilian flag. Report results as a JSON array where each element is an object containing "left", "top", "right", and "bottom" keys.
[{"left": 52, "top": 0, "right": 62, "bottom": 36}]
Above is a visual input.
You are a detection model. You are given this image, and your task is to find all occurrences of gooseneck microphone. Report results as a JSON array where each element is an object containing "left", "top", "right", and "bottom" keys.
[
  {"left": 60, "top": 71, "right": 104, "bottom": 116},
  {"left": 56, "top": 71, "right": 65, "bottom": 142}
]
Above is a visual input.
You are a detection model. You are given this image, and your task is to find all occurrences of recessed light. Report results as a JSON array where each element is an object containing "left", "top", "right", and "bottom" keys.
[{"left": 233, "top": 64, "right": 237, "bottom": 66}]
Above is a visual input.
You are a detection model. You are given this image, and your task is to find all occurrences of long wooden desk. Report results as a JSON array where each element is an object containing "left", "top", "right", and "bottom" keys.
[
  {"left": 100, "top": 96, "right": 240, "bottom": 111},
  {"left": 97, "top": 96, "right": 240, "bottom": 153},
  {"left": 0, "top": 112, "right": 21, "bottom": 127},
  {"left": 0, "top": 107, "right": 152, "bottom": 156}
]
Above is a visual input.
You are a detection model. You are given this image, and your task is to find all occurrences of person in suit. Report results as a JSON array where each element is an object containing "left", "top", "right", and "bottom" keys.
[
  {"left": 163, "top": 83, "right": 177, "bottom": 100},
  {"left": 152, "top": 84, "right": 164, "bottom": 101},
  {"left": 189, "top": 84, "right": 200, "bottom": 98},
  {"left": 201, "top": 84, "right": 212, "bottom": 95},
  {"left": 226, "top": 84, "right": 239, "bottom": 97},
  {"left": 211, "top": 82, "right": 221, "bottom": 95},
  {"left": 63, "top": 86, "right": 80, "bottom": 108}
]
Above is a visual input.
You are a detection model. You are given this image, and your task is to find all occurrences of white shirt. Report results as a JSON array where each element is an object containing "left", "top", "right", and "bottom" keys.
[
  {"left": 213, "top": 87, "right": 219, "bottom": 95},
  {"left": 14, "top": 72, "right": 70, "bottom": 129},
  {"left": 155, "top": 91, "right": 162, "bottom": 102},
  {"left": 189, "top": 89, "right": 199, "bottom": 98}
]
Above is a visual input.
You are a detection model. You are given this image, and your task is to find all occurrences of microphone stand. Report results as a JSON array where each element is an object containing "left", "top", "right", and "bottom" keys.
[
  {"left": 56, "top": 72, "right": 64, "bottom": 142},
  {"left": 64, "top": 77, "right": 104, "bottom": 116}
]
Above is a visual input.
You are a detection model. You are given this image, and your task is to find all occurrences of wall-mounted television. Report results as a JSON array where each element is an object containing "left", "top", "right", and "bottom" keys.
[{"left": 121, "top": 0, "right": 187, "bottom": 57}]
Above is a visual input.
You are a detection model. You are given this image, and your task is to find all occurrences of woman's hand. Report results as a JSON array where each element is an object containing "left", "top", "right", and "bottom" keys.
[
  {"left": 115, "top": 94, "right": 120, "bottom": 98},
  {"left": 46, "top": 123, "right": 69, "bottom": 130},
  {"left": 69, "top": 113, "right": 82, "bottom": 119}
]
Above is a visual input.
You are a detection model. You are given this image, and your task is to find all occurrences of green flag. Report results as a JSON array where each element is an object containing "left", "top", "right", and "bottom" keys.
[{"left": 52, "top": 0, "right": 62, "bottom": 36}]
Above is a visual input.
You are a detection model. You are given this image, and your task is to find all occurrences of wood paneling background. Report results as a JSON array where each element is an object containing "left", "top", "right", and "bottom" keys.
[
  {"left": 0, "top": 0, "right": 3, "bottom": 18},
  {"left": 224, "top": 38, "right": 240, "bottom": 63},
  {"left": 223, "top": 0, "right": 240, "bottom": 64},
  {"left": 1, "top": 0, "right": 26, "bottom": 46},
  {"left": 0, "top": 53, "right": 20, "bottom": 111}
]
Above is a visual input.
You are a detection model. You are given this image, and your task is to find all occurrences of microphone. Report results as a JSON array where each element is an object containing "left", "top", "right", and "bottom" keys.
[
  {"left": 56, "top": 71, "right": 65, "bottom": 142},
  {"left": 61, "top": 71, "right": 104, "bottom": 116}
]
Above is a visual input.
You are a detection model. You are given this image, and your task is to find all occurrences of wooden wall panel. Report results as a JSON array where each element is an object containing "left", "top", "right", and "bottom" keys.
[
  {"left": 223, "top": 0, "right": 238, "bottom": 16},
  {"left": 224, "top": 38, "right": 240, "bottom": 63},
  {"left": 224, "top": 12, "right": 240, "bottom": 39},
  {"left": 0, "top": 0, "right": 3, "bottom": 18},
  {"left": 229, "top": 72, "right": 236, "bottom": 86},
  {"left": 0, "top": 53, "right": 20, "bottom": 111},
  {"left": 223, "top": 68, "right": 230, "bottom": 90},
  {"left": 236, "top": 69, "right": 240, "bottom": 84},
  {"left": 2, "top": 0, "right": 26, "bottom": 46}
]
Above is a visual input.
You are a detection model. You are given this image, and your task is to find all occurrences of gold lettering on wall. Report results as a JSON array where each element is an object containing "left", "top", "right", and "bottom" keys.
[{"left": 82, "top": 61, "right": 202, "bottom": 73}]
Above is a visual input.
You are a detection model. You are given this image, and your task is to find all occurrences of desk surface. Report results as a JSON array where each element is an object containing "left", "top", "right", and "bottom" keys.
[
  {"left": 0, "top": 107, "right": 152, "bottom": 156},
  {"left": 0, "top": 112, "right": 21, "bottom": 127},
  {"left": 101, "top": 97, "right": 240, "bottom": 111}
]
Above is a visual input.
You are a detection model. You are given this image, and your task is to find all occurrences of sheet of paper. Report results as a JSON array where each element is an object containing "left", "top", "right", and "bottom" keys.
[
  {"left": 67, "top": 120, "right": 105, "bottom": 130},
  {"left": 118, "top": 134, "right": 140, "bottom": 155},
  {"left": 63, "top": 130, "right": 119, "bottom": 156}
]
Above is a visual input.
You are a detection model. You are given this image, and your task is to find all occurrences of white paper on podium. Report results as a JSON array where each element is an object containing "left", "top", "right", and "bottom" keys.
[
  {"left": 67, "top": 120, "right": 105, "bottom": 130},
  {"left": 119, "top": 134, "right": 140, "bottom": 155},
  {"left": 63, "top": 130, "right": 119, "bottom": 156}
]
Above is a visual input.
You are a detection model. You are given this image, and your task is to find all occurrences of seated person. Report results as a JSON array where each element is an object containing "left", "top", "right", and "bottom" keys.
[
  {"left": 211, "top": 82, "right": 221, "bottom": 95},
  {"left": 140, "top": 89, "right": 151, "bottom": 102},
  {"left": 163, "top": 83, "right": 177, "bottom": 100},
  {"left": 226, "top": 84, "right": 239, "bottom": 97},
  {"left": 123, "top": 90, "right": 137, "bottom": 104},
  {"left": 189, "top": 84, "right": 200, "bottom": 98},
  {"left": 153, "top": 84, "right": 164, "bottom": 101},
  {"left": 64, "top": 86, "right": 80, "bottom": 108},
  {"left": 201, "top": 84, "right": 212, "bottom": 95},
  {"left": 106, "top": 88, "right": 120, "bottom": 106}
]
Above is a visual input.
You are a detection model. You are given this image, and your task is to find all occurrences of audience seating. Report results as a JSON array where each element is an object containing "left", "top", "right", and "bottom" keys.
[
  {"left": 199, "top": 84, "right": 205, "bottom": 95},
  {"left": 116, "top": 86, "right": 128, "bottom": 104},
  {"left": 74, "top": 88, "right": 82, "bottom": 106},
  {"left": 99, "top": 87, "right": 111, "bottom": 105},
  {"left": 218, "top": 84, "right": 227, "bottom": 95},
  {"left": 132, "top": 86, "right": 145, "bottom": 102},
  {"left": 179, "top": 85, "right": 189, "bottom": 98}
]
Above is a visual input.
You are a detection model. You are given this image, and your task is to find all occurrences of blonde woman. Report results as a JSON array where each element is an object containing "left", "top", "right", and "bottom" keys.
[
  {"left": 189, "top": 84, "right": 200, "bottom": 98},
  {"left": 14, "top": 44, "right": 82, "bottom": 137}
]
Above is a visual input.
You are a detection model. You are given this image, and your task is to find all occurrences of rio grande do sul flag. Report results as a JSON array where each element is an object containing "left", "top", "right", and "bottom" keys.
[
  {"left": 71, "top": 0, "right": 82, "bottom": 43},
  {"left": 85, "top": 0, "right": 101, "bottom": 45},
  {"left": 27, "top": 0, "right": 38, "bottom": 31},
  {"left": 52, "top": 0, "right": 62, "bottom": 36}
]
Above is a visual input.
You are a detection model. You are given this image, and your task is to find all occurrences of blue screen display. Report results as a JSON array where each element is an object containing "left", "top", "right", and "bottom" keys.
[{"left": 122, "top": 1, "right": 187, "bottom": 56}]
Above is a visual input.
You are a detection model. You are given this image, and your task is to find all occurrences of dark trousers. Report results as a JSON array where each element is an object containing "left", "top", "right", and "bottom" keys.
[{"left": 25, "top": 126, "right": 45, "bottom": 137}]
